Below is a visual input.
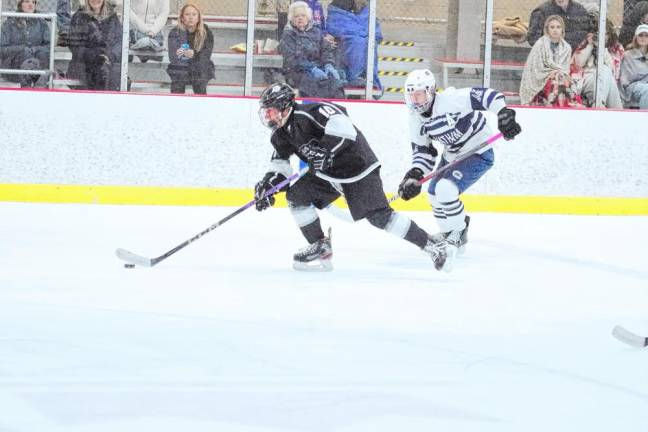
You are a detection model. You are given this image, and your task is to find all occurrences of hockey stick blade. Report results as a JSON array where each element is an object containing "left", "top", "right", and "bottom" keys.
[
  {"left": 612, "top": 325, "right": 648, "bottom": 348},
  {"left": 115, "top": 248, "right": 154, "bottom": 267},
  {"left": 113, "top": 167, "right": 309, "bottom": 268}
]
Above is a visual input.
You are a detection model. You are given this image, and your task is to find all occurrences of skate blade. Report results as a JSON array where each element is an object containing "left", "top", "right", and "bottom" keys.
[{"left": 293, "top": 259, "right": 333, "bottom": 272}]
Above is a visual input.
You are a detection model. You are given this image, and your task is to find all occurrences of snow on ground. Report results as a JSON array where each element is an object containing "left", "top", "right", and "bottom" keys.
[{"left": 1, "top": 202, "right": 647, "bottom": 431}]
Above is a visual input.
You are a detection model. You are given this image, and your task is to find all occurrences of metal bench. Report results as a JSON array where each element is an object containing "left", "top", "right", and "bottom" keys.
[{"left": 433, "top": 57, "right": 526, "bottom": 88}]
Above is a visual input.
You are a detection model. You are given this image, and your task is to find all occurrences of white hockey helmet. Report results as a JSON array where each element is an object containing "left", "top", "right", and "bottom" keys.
[{"left": 404, "top": 69, "right": 436, "bottom": 113}]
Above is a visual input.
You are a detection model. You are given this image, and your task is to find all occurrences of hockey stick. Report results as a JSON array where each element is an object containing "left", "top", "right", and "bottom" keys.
[
  {"left": 612, "top": 325, "right": 648, "bottom": 348},
  {"left": 116, "top": 167, "right": 309, "bottom": 268},
  {"left": 388, "top": 132, "right": 503, "bottom": 203}
]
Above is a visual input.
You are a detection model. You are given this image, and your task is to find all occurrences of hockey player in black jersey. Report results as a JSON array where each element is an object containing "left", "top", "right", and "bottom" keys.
[{"left": 253, "top": 82, "right": 452, "bottom": 272}]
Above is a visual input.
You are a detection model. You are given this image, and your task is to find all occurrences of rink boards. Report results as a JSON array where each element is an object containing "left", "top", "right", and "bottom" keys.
[{"left": 0, "top": 89, "right": 646, "bottom": 215}]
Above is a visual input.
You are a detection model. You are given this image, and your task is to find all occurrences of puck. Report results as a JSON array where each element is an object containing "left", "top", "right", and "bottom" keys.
[{"left": 124, "top": 263, "right": 135, "bottom": 269}]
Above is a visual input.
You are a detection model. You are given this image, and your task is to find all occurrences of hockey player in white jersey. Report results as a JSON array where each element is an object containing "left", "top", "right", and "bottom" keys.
[{"left": 397, "top": 69, "right": 522, "bottom": 258}]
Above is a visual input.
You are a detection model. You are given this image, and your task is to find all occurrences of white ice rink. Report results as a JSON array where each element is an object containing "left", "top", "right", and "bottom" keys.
[{"left": 1, "top": 201, "right": 647, "bottom": 431}]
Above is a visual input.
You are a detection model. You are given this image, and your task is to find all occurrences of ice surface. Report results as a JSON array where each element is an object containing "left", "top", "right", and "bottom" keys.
[{"left": 1, "top": 202, "right": 647, "bottom": 431}]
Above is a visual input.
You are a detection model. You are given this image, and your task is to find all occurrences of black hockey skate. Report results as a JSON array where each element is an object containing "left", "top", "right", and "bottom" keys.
[
  {"left": 423, "top": 238, "right": 452, "bottom": 273},
  {"left": 292, "top": 228, "right": 333, "bottom": 272}
]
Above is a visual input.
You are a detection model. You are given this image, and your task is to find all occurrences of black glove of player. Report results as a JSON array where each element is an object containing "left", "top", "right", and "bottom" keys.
[
  {"left": 497, "top": 107, "right": 521, "bottom": 140},
  {"left": 254, "top": 172, "right": 288, "bottom": 211},
  {"left": 300, "top": 143, "right": 334, "bottom": 171},
  {"left": 398, "top": 168, "right": 424, "bottom": 201}
]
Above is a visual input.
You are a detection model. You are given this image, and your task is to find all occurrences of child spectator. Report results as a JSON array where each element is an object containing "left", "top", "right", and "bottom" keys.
[
  {"left": 620, "top": 1, "right": 648, "bottom": 47},
  {"left": 520, "top": 15, "right": 578, "bottom": 106},
  {"left": 528, "top": 0, "right": 592, "bottom": 50},
  {"left": 570, "top": 14, "right": 624, "bottom": 108},
  {"left": 166, "top": 3, "right": 215, "bottom": 94},
  {"left": 279, "top": 1, "right": 344, "bottom": 98},
  {"left": 129, "top": 0, "right": 169, "bottom": 61},
  {"left": 619, "top": 24, "right": 648, "bottom": 108},
  {"left": 67, "top": 0, "right": 123, "bottom": 90},
  {"left": 0, "top": 0, "right": 51, "bottom": 87},
  {"left": 327, "top": 0, "right": 382, "bottom": 90}
]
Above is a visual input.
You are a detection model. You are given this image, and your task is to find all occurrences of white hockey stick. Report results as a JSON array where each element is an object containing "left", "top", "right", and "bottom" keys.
[{"left": 612, "top": 325, "right": 648, "bottom": 348}]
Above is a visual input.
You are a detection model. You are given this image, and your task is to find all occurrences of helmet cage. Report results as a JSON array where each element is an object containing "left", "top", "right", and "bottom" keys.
[
  {"left": 259, "top": 83, "right": 296, "bottom": 129},
  {"left": 404, "top": 70, "right": 436, "bottom": 113}
]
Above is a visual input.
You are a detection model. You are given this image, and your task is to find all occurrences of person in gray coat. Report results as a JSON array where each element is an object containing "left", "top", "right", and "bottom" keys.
[
  {"left": 279, "top": 1, "right": 344, "bottom": 99},
  {"left": 528, "top": 0, "right": 592, "bottom": 50},
  {"left": 619, "top": 24, "right": 648, "bottom": 108},
  {"left": 0, "top": 0, "right": 51, "bottom": 87},
  {"left": 67, "top": 0, "right": 123, "bottom": 90}
]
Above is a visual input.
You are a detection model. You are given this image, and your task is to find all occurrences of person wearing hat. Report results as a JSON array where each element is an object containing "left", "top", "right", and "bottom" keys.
[
  {"left": 620, "top": 1, "right": 648, "bottom": 47},
  {"left": 619, "top": 24, "right": 648, "bottom": 108}
]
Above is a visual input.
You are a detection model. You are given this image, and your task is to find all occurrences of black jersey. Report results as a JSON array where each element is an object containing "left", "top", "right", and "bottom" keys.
[{"left": 269, "top": 101, "right": 380, "bottom": 182}]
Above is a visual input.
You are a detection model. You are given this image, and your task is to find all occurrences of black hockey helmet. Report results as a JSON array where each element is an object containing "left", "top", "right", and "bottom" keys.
[
  {"left": 259, "top": 82, "right": 296, "bottom": 129},
  {"left": 259, "top": 82, "right": 296, "bottom": 111}
]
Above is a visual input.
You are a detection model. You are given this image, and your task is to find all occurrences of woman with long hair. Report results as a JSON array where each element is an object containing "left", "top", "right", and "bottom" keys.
[
  {"left": 520, "top": 15, "right": 579, "bottom": 106},
  {"left": 570, "top": 13, "right": 624, "bottom": 108},
  {"left": 67, "top": 0, "right": 123, "bottom": 90},
  {"left": 166, "top": 3, "right": 215, "bottom": 94}
]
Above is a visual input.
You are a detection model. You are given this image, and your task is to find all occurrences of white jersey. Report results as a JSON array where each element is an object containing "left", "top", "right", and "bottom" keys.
[{"left": 408, "top": 87, "right": 506, "bottom": 174}]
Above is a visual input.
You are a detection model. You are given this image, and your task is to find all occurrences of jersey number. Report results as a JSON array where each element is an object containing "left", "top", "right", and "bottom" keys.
[{"left": 319, "top": 105, "right": 337, "bottom": 118}]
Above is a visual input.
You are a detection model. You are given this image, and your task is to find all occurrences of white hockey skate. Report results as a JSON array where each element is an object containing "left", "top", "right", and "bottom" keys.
[
  {"left": 423, "top": 238, "right": 453, "bottom": 273},
  {"left": 432, "top": 215, "right": 471, "bottom": 257},
  {"left": 292, "top": 229, "right": 333, "bottom": 272}
]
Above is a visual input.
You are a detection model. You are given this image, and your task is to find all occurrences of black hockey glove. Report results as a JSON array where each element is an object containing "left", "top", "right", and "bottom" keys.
[
  {"left": 398, "top": 168, "right": 424, "bottom": 201},
  {"left": 497, "top": 107, "right": 521, "bottom": 140},
  {"left": 254, "top": 172, "right": 288, "bottom": 211},
  {"left": 299, "top": 143, "right": 334, "bottom": 172}
]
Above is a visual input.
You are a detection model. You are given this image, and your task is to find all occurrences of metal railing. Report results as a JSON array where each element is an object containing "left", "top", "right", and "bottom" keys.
[
  {"left": 0, "top": 11, "right": 57, "bottom": 88},
  {"left": 0, "top": 0, "right": 638, "bottom": 108}
]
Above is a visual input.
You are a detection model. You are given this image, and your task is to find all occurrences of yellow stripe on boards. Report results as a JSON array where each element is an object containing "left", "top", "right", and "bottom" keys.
[{"left": 0, "top": 184, "right": 647, "bottom": 216}]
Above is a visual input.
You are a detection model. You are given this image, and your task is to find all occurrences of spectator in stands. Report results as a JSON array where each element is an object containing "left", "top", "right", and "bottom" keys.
[
  {"left": 166, "top": 3, "right": 215, "bottom": 95},
  {"left": 528, "top": 0, "right": 591, "bottom": 50},
  {"left": 327, "top": 0, "right": 382, "bottom": 91},
  {"left": 67, "top": 0, "right": 122, "bottom": 90},
  {"left": 279, "top": 1, "right": 344, "bottom": 98},
  {"left": 619, "top": 24, "right": 648, "bottom": 108},
  {"left": 129, "top": 0, "right": 169, "bottom": 62},
  {"left": 520, "top": 15, "right": 579, "bottom": 106},
  {"left": 276, "top": 0, "right": 328, "bottom": 41},
  {"left": 620, "top": 1, "right": 648, "bottom": 47},
  {"left": 0, "top": 0, "right": 51, "bottom": 87},
  {"left": 570, "top": 13, "right": 624, "bottom": 108}
]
